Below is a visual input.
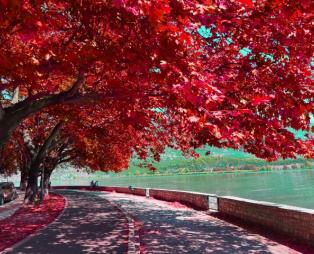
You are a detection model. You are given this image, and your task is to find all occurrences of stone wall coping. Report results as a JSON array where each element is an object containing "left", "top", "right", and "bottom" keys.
[
  {"left": 142, "top": 187, "right": 217, "bottom": 197},
  {"left": 53, "top": 185, "right": 314, "bottom": 214},
  {"left": 104, "top": 185, "right": 217, "bottom": 197},
  {"left": 220, "top": 195, "right": 314, "bottom": 214}
]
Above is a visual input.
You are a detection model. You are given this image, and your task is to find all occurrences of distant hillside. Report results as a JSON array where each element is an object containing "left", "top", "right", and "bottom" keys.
[
  {"left": 109, "top": 146, "right": 313, "bottom": 177},
  {"left": 5, "top": 146, "right": 314, "bottom": 186}
]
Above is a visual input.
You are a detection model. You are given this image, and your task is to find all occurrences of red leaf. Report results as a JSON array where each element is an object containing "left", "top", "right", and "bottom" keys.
[
  {"left": 251, "top": 96, "right": 272, "bottom": 106},
  {"left": 238, "top": 0, "right": 253, "bottom": 7}
]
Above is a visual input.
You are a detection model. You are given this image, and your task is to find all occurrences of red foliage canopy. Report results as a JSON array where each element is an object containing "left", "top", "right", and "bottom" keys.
[{"left": 0, "top": 0, "right": 313, "bottom": 167}]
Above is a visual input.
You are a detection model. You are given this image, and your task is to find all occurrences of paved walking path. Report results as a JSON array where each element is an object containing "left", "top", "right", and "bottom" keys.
[
  {"left": 98, "top": 191, "right": 303, "bottom": 254},
  {"left": 4, "top": 190, "right": 128, "bottom": 254},
  {"left": 4, "top": 190, "right": 307, "bottom": 254}
]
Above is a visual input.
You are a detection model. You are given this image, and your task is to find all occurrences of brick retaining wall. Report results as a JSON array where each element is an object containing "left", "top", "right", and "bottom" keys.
[
  {"left": 218, "top": 196, "right": 314, "bottom": 247},
  {"left": 111, "top": 186, "right": 146, "bottom": 196},
  {"left": 149, "top": 188, "right": 209, "bottom": 210}
]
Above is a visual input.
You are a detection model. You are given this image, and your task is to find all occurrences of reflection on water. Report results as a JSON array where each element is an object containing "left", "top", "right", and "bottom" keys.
[{"left": 52, "top": 169, "right": 314, "bottom": 209}]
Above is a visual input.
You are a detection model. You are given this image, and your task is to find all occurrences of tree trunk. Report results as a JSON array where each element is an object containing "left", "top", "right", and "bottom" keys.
[
  {"left": 20, "top": 169, "right": 28, "bottom": 191},
  {"left": 24, "top": 122, "right": 63, "bottom": 203},
  {"left": 24, "top": 166, "right": 39, "bottom": 203},
  {"left": 0, "top": 71, "right": 84, "bottom": 148},
  {"left": 43, "top": 170, "right": 52, "bottom": 196},
  {"left": 0, "top": 124, "right": 14, "bottom": 149}
]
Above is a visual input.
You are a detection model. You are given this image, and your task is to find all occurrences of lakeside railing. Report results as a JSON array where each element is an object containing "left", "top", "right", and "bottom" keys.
[{"left": 53, "top": 185, "right": 314, "bottom": 248}]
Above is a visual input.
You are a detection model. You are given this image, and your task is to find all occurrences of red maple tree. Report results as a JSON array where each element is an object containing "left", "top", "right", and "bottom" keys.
[{"left": 0, "top": 0, "right": 313, "bottom": 186}]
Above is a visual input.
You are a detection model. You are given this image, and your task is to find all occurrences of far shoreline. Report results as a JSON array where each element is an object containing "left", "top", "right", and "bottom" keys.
[{"left": 108, "top": 166, "right": 314, "bottom": 178}]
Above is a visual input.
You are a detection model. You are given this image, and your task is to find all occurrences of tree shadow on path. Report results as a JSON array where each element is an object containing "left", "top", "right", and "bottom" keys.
[
  {"left": 101, "top": 192, "right": 300, "bottom": 254},
  {"left": 6, "top": 191, "right": 128, "bottom": 254}
]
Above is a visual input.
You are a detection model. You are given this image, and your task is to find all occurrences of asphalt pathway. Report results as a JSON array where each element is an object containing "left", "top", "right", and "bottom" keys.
[
  {"left": 4, "top": 190, "right": 305, "bottom": 254},
  {"left": 98, "top": 191, "right": 303, "bottom": 254},
  {"left": 5, "top": 190, "right": 128, "bottom": 254}
]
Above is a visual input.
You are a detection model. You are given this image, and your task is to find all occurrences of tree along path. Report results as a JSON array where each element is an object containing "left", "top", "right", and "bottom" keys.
[
  {"left": 4, "top": 190, "right": 128, "bottom": 254},
  {"left": 4, "top": 190, "right": 305, "bottom": 254}
]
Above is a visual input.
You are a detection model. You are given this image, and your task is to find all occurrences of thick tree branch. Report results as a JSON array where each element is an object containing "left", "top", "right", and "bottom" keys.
[
  {"left": 33, "top": 121, "right": 63, "bottom": 167},
  {"left": 6, "top": 71, "right": 85, "bottom": 117},
  {"left": 0, "top": 72, "right": 84, "bottom": 146},
  {"left": 58, "top": 156, "right": 75, "bottom": 164}
]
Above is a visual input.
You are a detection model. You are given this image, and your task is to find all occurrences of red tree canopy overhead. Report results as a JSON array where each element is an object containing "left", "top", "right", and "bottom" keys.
[
  {"left": 0, "top": 105, "right": 172, "bottom": 177},
  {"left": 0, "top": 0, "right": 313, "bottom": 164}
]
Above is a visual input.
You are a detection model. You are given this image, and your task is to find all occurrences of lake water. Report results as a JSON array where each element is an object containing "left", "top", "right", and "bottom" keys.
[
  {"left": 3, "top": 164, "right": 312, "bottom": 209},
  {"left": 54, "top": 169, "right": 314, "bottom": 209},
  {"left": 48, "top": 169, "right": 314, "bottom": 209}
]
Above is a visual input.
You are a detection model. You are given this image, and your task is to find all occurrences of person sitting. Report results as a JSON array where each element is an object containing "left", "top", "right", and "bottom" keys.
[{"left": 90, "top": 180, "right": 95, "bottom": 187}]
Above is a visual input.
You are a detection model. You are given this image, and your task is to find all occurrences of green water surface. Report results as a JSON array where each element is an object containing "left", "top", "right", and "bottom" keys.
[{"left": 52, "top": 169, "right": 314, "bottom": 209}]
